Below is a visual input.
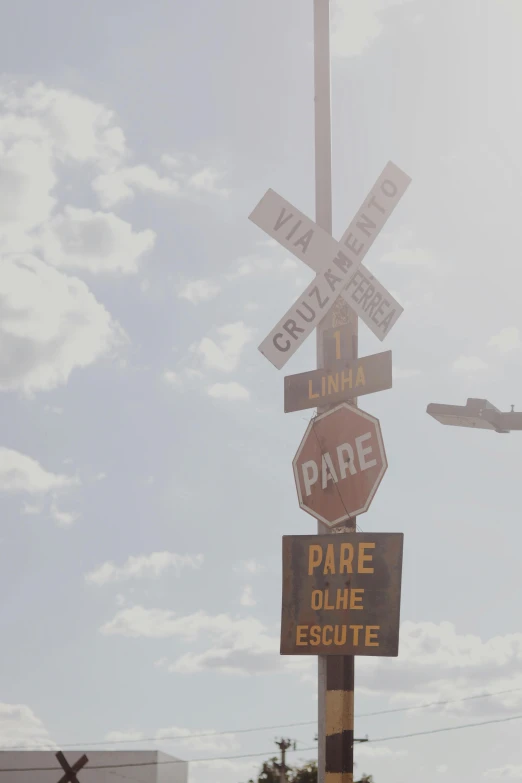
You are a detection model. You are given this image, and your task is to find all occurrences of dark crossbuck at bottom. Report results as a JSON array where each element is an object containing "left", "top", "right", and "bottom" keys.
[{"left": 56, "top": 751, "right": 89, "bottom": 783}]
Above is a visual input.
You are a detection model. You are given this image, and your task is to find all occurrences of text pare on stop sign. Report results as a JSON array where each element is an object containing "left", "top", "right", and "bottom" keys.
[
  {"left": 301, "top": 432, "right": 378, "bottom": 497},
  {"left": 292, "top": 403, "right": 387, "bottom": 527}
]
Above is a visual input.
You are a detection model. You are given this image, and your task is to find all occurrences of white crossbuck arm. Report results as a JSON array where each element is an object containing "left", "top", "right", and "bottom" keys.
[{"left": 249, "top": 161, "right": 411, "bottom": 369}]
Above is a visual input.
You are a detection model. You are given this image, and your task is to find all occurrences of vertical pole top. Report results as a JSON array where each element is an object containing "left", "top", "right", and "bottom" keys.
[{"left": 313, "top": 0, "right": 332, "bottom": 237}]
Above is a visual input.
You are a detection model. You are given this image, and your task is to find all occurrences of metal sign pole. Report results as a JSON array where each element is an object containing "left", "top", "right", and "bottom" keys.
[{"left": 314, "top": 2, "right": 357, "bottom": 782}]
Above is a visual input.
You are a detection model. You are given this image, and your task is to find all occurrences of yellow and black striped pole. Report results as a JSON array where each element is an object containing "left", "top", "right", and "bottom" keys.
[{"left": 325, "top": 655, "right": 354, "bottom": 783}]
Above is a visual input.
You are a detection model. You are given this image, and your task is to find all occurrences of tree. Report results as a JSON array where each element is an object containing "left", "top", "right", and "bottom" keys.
[
  {"left": 247, "top": 759, "right": 374, "bottom": 783},
  {"left": 248, "top": 758, "right": 280, "bottom": 783},
  {"left": 291, "top": 760, "right": 317, "bottom": 782}
]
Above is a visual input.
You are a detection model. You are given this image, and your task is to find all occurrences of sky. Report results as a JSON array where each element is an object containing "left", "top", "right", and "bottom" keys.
[{"left": 1, "top": 0, "right": 522, "bottom": 781}]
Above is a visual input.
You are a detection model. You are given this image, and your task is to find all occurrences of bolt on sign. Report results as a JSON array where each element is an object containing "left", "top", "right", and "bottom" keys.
[
  {"left": 293, "top": 402, "right": 387, "bottom": 527},
  {"left": 280, "top": 533, "right": 403, "bottom": 656}
]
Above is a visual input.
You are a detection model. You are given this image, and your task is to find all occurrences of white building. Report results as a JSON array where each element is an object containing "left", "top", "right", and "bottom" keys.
[{"left": 0, "top": 750, "right": 188, "bottom": 783}]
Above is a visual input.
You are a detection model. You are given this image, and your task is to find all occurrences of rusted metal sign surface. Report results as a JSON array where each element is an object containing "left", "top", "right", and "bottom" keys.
[
  {"left": 284, "top": 350, "right": 392, "bottom": 413},
  {"left": 281, "top": 533, "right": 403, "bottom": 657},
  {"left": 322, "top": 324, "right": 356, "bottom": 367},
  {"left": 293, "top": 402, "right": 387, "bottom": 527}
]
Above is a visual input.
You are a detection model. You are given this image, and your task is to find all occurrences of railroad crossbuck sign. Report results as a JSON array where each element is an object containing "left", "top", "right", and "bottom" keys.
[
  {"left": 249, "top": 161, "right": 411, "bottom": 369},
  {"left": 293, "top": 402, "right": 387, "bottom": 527},
  {"left": 55, "top": 752, "right": 89, "bottom": 783}
]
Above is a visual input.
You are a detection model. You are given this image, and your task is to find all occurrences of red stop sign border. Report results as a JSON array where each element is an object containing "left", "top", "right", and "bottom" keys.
[{"left": 292, "top": 402, "right": 387, "bottom": 527}]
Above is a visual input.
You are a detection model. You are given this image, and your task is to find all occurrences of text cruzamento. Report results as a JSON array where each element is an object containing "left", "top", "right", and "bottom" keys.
[{"left": 256, "top": 162, "right": 411, "bottom": 369}]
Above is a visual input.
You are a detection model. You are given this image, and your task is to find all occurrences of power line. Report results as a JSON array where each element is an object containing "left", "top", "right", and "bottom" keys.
[
  {"left": 0, "top": 715, "right": 522, "bottom": 772},
  {"left": 369, "top": 712, "right": 522, "bottom": 743},
  {"left": 2, "top": 711, "right": 522, "bottom": 773},
  {"left": 3, "top": 685, "right": 520, "bottom": 753},
  {"left": 356, "top": 686, "right": 522, "bottom": 718}
]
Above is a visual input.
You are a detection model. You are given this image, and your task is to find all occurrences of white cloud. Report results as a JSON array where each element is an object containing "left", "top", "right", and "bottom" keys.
[
  {"left": 100, "top": 726, "right": 234, "bottom": 755},
  {"left": 100, "top": 607, "right": 279, "bottom": 675},
  {"left": 105, "top": 730, "right": 144, "bottom": 744},
  {"left": 93, "top": 157, "right": 229, "bottom": 209},
  {"left": 50, "top": 501, "right": 78, "bottom": 527},
  {"left": 0, "top": 82, "right": 210, "bottom": 398},
  {"left": 154, "top": 726, "right": 238, "bottom": 753},
  {"left": 452, "top": 355, "right": 488, "bottom": 373},
  {"left": 332, "top": 0, "right": 383, "bottom": 57},
  {"left": 38, "top": 206, "right": 155, "bottom": 275},
  {"left": 21, "top": 502, "right": 42, "bottom": 515},
  {"left": 100, "top": 607, "right": 262, "bottom": 641},
  {"left": 436, "top": 765, "right": 449, "bottom": 774},
  {"left": 86, "top": 552, "right": 203, "bottom": 585},
  {"left": 184, "top": 368, "right": 204, "bottom": 380},
  {"left": 486, "top": 766, "right": 522, "bottom": 779},
  {"left": 356, "top": 745, "right": 407, "bottom": 759},
  {"left": 0, "top": 703, "right": 55, "bottom": 749},
  {"left": 281, "top": 257, "right": 298, "bottom": 270},
  {"left": 207, "top": 382, "right": 250, "bottom": 401},
  {"left": 0, "top": 81, "right": 126, "bottom": 166},
  {"left": 163, "top": 371, "right": 184, "bottom": 390},
  {"left": 379, "top": 227, "right": 435, "bottom": 266},
  {"left": 240, "top": 585, "right": 256, "bottom": 607},
  {"left": 188, "top": 167, "right": 229, "bottom": 198},
  {"left": 355, "top": 621, "right": 522, "bottom": 716},
  {"left": 227, "top": 257, "right": 273, "bottom": 280},
  {"left": 44, "top": 405, "right": 62, "bottom": 415},
  {"left": 190, "top": 758, "right": 260, "bottom": 783},
  {"left": 392, "top": 367, "right": 421, "bottom": 380},
  {"left": 235, "top": 559, "right": 265, "bottom": 575},
  {"left": 161, "top": 153, "right": 229, "bottom": 198},
  {"left": 93, "top": 164, "right": 179, "bottom": 209},
  {"left": 488, "top": 327, "right": 521, "bottom": 354},
  {"left": 160, "top": 154, "right": 181, "bottom": 169},
  {"left": 380, "top": 246, "right": 435, "bottom": 265},
  {"left": 164, "top": 367, "right": 208, "bottom": 393},
  {"left": 332, "top": 0, "right": 415, "bottom": 58},
  {"left": 0, "top": 82, "right": 127, "bottom": 249},
  {"left": 195, "top": 322, "right": 254, "bottom": 372},
  {"left": 178, "top": 278, "right": 221, "bottom": 304},
  {"left": 0, "top": 139, "right": 56, "bottom": 234},
  {"left": 0, "top": 448, "right": 77, "bottom": 494},
  {"left": 0, "top": 256, "right": 124, "bottom": 395},
  {"left": 103, "top": 609, "right": 522, "bottom": 701}
]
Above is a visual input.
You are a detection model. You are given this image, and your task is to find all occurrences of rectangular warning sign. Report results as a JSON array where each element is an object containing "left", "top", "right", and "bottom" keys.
[{"left": 280, "top": 533, "right": 403, "bottom": 656}]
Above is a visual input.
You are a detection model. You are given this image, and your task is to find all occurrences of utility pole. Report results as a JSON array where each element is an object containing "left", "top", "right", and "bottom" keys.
[
  {"left": 275, "top": 738, "right": 295, "bottom": 783},
  {"left": 314, "top": 3, "right": 356, "bottom": 783}
]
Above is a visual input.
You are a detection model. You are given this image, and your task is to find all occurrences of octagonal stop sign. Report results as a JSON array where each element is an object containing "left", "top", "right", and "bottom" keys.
[{"left": 293, "top": 402, "right": 387, "bottom": 527}]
